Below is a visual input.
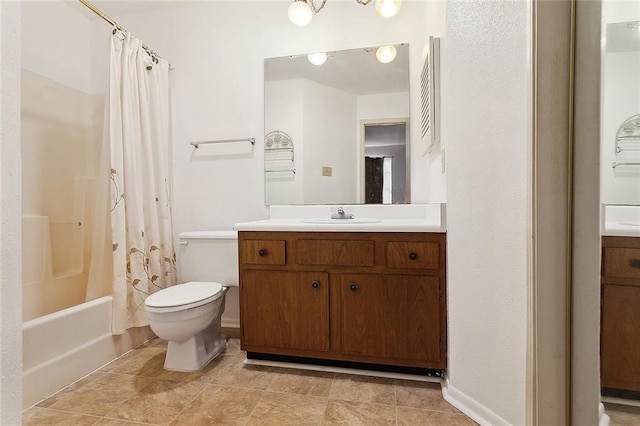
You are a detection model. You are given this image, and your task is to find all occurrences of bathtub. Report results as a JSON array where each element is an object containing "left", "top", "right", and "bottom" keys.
[{"left": 22, "top": 296, "right": 155, "bottom": 409}]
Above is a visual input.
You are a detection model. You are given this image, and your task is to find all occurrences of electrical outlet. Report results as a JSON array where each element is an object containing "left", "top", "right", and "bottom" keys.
[{"left": 322, "top": 166, "right": 332, "bottom": 176}]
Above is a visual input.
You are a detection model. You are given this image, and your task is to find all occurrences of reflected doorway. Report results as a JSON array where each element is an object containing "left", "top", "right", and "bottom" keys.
[{"left": 361, "top": 120, "right": 408, "bottom": 204}]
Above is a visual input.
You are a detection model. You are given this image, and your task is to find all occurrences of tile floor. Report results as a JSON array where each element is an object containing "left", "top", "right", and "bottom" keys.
[
  {"left": 605, "top": 402, "right": 640, "bottom": 426},
  {"left": 22, "top": 335, "right": 640, "bottom": 425},
  {"left": 23, "top": 336, "right": 476, "bottom": 425}
]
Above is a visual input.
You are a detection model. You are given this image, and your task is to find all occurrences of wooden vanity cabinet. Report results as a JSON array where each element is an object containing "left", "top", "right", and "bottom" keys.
[
  {"left": 601, "top": 236, "right": 640, "bottom": 394},
  {"left": 238, "top": 231, "right": 447, "bottom": 370}
]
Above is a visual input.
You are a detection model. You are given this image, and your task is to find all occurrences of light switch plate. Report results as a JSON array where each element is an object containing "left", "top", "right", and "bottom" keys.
[{"left": 322, "top": 166, "right": 332, "bottom": 176}]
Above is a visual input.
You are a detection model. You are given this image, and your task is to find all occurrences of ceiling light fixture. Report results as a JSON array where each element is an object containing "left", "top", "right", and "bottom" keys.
[
  {"left": 287, "top": 0, "right": 402, "bottom": 27},
  {"left": 307, "top": 52, "right": 328, "bottom": 65}
]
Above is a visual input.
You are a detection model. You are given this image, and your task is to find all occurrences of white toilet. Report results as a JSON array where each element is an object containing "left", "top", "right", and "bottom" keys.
[{"left": 144, "top": 231, "right": 238, "bottom": 371}]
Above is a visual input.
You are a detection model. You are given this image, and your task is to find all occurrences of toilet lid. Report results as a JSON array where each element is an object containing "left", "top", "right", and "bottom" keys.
[{"left": 145, "top": 281, "right": 223, "bottom": 312}]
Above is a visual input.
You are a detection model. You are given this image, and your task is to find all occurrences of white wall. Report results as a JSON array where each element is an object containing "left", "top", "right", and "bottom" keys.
[
  {"left": 22, "top": 2, "right": 93, "bottom": 93},
  {"left": 443, "top": 1, "right": 529, "bottom": 425},
  {"left": 0, "top": 1, "right": 22, "bottom": 423},
  {"left": 303, "top": 79, "right": 358, "bottom": 204}
]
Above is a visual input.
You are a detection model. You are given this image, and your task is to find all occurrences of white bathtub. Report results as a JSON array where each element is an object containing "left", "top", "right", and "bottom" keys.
[{"left": 22, "top": 296, "right": 155, "bottom": 409}]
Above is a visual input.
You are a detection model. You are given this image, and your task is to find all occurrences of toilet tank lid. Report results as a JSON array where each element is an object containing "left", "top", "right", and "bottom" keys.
[
  {"left": 178, "top": 230, "right": 237, "bottom": 240},
  {"left": 145, "top": 281, "right": 223, "bottom": 309}
]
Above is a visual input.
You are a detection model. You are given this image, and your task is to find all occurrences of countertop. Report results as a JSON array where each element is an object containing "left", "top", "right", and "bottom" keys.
[
  {"left": 233, "top": 218, "right": 445, "bottom": 233},
  {"left": 233, "top": 204, "right": 446, "bottom": 233}
]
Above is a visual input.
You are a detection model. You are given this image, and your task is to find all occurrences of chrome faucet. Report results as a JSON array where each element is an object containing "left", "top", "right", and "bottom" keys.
[{"left": 331, "top": 206, "right": 354, "bottom": 219}]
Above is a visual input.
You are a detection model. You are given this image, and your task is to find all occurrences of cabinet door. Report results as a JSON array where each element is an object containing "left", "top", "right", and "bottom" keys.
[
  {"left": 601, "top": 284, "right": 640, "bottom": 392},
  {"left": 340, "top": 274, "right": 441, "bottom": 363},
  {"left": 241, "top": 270, "right": 329, "bottom": 352}
]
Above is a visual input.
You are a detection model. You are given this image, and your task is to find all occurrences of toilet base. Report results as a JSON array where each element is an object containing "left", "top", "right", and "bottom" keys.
[{"left": 163, "top": 324, "right": 227, "bottom": 372}]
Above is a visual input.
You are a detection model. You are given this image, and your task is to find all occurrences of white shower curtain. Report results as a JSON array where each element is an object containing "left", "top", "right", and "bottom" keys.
[{"left": 106, "top": 30, "right": 176, "bottom": 334}]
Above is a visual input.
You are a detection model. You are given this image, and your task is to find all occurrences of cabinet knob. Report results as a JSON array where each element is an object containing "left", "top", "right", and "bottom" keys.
[
  {"left": 630, "top": 259, "right": 640, "bottom": 269},
  {"left": 258, "top": 249, "right": 267, "bottom": 257},
  {"left": 349, "top": 282, "right": 359, "bottom": 292},
  {"left": 311, "top": 280, "right": 320, "bottom": 289},
  {"left": 409, "top": 252, "right": 418, "bottom": 260}
]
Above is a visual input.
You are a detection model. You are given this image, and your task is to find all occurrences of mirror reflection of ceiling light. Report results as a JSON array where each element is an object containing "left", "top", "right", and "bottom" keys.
[
  {"left": 287, "top": 0, "right": 402, "bottom": 27},
  {"left": 307, "top": 52, "right": 328, "bottom": 65},
  {"left": 375, "top": 45, "right": 397, "bottom": 63}
]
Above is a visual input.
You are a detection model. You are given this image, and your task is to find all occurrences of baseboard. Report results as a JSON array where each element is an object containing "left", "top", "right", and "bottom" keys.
[
  {"left": 221, "top": 317, "right": 240, "bottom": 329},
  {"left": 441, "top": 375, "right": 511, "bottom": 426}
]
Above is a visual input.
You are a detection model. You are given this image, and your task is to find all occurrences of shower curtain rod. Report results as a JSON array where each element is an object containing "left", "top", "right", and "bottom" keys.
[{"left": 78, "top": 0, "right": 173, "bottom": 68}]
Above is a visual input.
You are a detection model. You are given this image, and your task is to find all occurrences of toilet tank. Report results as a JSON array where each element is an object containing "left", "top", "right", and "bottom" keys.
[
  {"left": 178, "top": 231, "right": 239, "bottom": 328},
  {"left": 177, "top": 231, "right": 239, "bottom": 287}
]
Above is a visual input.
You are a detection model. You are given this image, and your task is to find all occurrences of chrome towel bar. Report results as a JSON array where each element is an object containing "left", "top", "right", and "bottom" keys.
[{"left": 190, "top": 138, "right": 255, "bottom": 148}]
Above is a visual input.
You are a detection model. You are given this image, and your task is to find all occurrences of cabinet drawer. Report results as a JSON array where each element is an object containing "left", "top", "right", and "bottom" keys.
[
  {"left": 603, "top": 248, "right": 640, "bottom": 280},
  {"left": 386, "top": 241, "right": 439, "bottom": 269},
  {"left": 296, "top": 240, "right": 374, "bottom": 266},
  {"left": 241, "top": 240, "right": 285, "bottom": 265}
]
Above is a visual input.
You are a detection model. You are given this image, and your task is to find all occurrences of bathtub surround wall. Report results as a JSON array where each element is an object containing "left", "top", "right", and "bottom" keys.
[
  {"left": 19, "top": 1, "right": 155, "bottom": 412},
  {"left": 21, "top": 1, "right": 107, "bottom": 319},
  {"left": 1, "top": 1, "right": 22, "bottom": 423}
]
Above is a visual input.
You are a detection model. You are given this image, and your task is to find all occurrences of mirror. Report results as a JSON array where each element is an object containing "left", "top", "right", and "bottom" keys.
[
  {"left": 601, "top": 19, "right": 640, "bottom": 205},
  {"left": 264, "top": 44, "right": 410, "bottom": 205}
]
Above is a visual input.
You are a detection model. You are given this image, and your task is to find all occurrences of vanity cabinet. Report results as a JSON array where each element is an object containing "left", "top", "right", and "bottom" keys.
[
  {"left": 601, "top": 236, "right": 640, "bottom": 394},
  {"left": 238, "top": 231, "right": 447, "bottom": 370}
]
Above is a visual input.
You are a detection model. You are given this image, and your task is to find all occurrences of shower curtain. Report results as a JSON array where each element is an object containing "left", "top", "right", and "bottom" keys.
[{"left": 104, "top": 30, "right": 176, "bottom": 334}]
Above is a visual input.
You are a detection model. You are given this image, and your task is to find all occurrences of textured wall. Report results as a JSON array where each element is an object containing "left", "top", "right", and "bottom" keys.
[
  {"left": 0, "top": 1, "right": 23, "bottom": 423},
  {"left": 443, "top": 1, "right": 529, "bottom": 424}
]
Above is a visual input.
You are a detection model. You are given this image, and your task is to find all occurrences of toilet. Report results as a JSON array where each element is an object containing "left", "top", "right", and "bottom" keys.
[{"left": 144, "top": 231, "right": 238, "bottom": 371}]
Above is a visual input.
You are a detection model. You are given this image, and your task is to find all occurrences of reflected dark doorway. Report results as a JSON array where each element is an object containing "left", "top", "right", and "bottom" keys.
[{"left": 364, "top": 123, "right": 407, "bottom": 204}]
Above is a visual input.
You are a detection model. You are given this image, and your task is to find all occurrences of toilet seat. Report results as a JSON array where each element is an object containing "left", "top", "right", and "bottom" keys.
[{"left": 145, "top": 281, "right": 224, "bottom": 313}]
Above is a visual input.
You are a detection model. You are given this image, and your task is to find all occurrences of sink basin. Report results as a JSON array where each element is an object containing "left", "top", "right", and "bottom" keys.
[{"left": 300, "top": 218, "right": 382, "bottom": 224}]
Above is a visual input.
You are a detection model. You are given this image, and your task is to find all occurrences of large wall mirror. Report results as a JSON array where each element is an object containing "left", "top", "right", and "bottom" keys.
[
  {"left": 599, "top": 0, "right": 640, "bottom": 408},
  {"left": 264, "top": 43, "right": 410, "bottom": 205}
]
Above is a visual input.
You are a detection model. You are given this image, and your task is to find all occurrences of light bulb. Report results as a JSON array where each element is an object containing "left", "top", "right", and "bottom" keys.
[
  {"left": 375, "top": 0, "right": 402, "bottom": 18},
  {"left": 375, "top": 45, "right": 397, "bottom": 63},
  {"left": 307, "top": 52, "right": 327, "bottom": 65},
  {"left": 288, "top": 1, "right": 313, "bottom": 27}
]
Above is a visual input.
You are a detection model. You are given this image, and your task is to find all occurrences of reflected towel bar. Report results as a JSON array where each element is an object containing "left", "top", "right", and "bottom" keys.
[
  {"left": 190, "top": 138, "right": 255, "bottom": 148},
  {"left": 612, "top": 161, "right": 640, "bottom": 168}
]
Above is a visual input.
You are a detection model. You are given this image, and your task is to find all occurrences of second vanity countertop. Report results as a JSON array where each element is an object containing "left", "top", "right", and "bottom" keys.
[{"left": 234, "top": 204, "right": 446, "bottom": 233}]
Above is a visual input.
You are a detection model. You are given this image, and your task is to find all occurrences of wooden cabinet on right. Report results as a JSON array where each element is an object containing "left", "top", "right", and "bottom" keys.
[{"left": 601, "top": 236, "right": 640, "bottom": 395}]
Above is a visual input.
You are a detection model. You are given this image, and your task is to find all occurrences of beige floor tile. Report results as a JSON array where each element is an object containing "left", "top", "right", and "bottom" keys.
[
  {"left": 211, "top": 358, "right": 276, "bottom": 390},
  {"left": 95, "top": 418, "right": 155, "bottom": 425},
  {"left": 605, "top": 402, "right": 640, "bottom": 426},
  {"left": 394, "top": 379, "right": 460, "bottom": 413},
  {"left": 397, "top": 407, "right": 475, "bottom": 426},
  {"left": 23, "top": 407, "right": 101, "bottom": 425},
  {"left": 267, "top": 368, "right": 335, "bottom": 397},
  {"left": 246, "top": 391, "right": 328, "bottom": 426},
  {"left": 103, "top": 378, "right": 207, "bottom": 425},
  {"left": 100, "top": 347, "right": 166, "bottom": 376},
  {"left": 172, "top": 384, "right": 263, "bottom": 425},
  {"left": 38, "top": 373, "right": 147, "bottom": 417},
  {"left": 222, "top": 338, "right": 242, "bottom": 356},
  {"left": 329, "top": 374, "right": 395, "bottom": 405},
  {"left": 322, "top": 400, "right": 396, "bottom": 426}
]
